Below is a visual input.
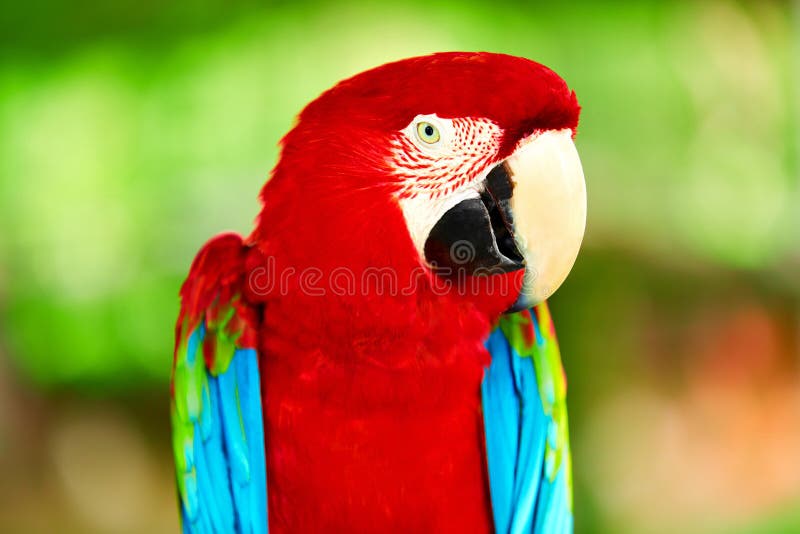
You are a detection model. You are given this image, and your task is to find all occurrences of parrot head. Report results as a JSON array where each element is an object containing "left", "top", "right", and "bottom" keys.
[{"left": 254, "top": 52, "right": 585, "bottom": 315}]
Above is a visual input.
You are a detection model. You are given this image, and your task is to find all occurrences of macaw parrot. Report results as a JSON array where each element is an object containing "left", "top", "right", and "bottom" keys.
[{"left": 171, "top": 52, "right": 586, "bottom": 533}]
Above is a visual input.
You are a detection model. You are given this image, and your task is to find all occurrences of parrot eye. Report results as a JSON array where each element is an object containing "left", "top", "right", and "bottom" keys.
[{"left": 416, "top": 121, "right": 440, "bottom": 144}]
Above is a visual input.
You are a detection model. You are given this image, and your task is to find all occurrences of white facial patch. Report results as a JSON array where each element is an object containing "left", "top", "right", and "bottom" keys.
[{"left": 391, "top": 114, "right": 503, "bottom": 260}]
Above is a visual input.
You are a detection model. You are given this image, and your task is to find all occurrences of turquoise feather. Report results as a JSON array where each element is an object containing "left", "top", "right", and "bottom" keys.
[{"left": 482, "top": 304, "right": 573, "bottom": 533}]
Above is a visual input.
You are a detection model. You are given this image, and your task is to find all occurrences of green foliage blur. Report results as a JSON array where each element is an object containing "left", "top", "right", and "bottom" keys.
[{"left": 0, "top": 1, "right": 797, "bottom": 533}]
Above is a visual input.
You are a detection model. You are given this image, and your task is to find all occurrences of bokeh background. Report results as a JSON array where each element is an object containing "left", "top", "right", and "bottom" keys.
[{"left": 1, "top": 1, "right": 798, "bottom": 532}]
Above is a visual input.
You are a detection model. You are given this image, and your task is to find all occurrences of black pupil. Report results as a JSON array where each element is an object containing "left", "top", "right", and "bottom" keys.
[{"left": 424, "top": 125, "right": 434, "bottom": 136}]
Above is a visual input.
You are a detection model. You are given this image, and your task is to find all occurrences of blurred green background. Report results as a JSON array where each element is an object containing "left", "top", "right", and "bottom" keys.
[{"left": 0, "top": 1, "right": 798, "bottom": 532}]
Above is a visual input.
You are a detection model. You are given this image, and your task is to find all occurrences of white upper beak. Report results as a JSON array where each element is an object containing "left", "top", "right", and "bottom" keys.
[{"left": 506, "top": 128, "right": 587, "bottom": 306}]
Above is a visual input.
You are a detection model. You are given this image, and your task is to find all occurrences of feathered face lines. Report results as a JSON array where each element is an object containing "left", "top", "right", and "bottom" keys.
[{"left": 390, "top": 115, "right": 504, "bottom": 201}]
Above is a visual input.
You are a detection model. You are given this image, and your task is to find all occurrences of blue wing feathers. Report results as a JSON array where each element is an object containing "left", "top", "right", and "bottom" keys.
[
  {"left": 534, "top": 469, "right": 571, "bottom": 534},
  {"left": 481, "top": 331, "right": 520, "bottom": 534},
  {"left": 217, "top": 367, "right": 250, "bottom": 483},
  {"left": 482, "top": 309, "right": 573, "bottom": 534},
  {"left": 177, "top": 327, "right": 268, "bottom": 534},
  {"left": 510, "top": 353, "right": 546, "bottom": 534},
  {"left": 173, "top": 235, "right": 267, "bottom": 533},
  {"left": 236, "top": 348, "right": 269, "bottom": 534}
]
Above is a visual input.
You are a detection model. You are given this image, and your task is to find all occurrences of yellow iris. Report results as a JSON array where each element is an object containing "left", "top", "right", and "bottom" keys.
[{"left": 416, "top": 121, "right": 440, "bottom": 144}]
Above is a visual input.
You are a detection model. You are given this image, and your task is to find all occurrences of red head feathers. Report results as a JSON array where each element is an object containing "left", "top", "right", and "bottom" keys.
[{"left": 249, "top": 52, "right": 581, "bottom": 341}]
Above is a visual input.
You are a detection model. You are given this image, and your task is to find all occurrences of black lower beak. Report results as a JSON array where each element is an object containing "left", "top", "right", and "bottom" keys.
[{"left": 424, "top": 164, "right": 525, "bottom": 277}]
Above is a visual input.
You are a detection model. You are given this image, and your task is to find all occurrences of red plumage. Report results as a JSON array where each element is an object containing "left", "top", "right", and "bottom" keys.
[{"left": 180, "top": 52, "right": 579, "bottom": 532}]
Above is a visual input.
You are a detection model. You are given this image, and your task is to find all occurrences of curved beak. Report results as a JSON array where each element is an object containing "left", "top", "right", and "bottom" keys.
[
  {"left": 506, "top": 129, "right": 586, "bottom": 310},
  {"left": 422, "top": 128, "right": 586, "bottom": 310}
]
